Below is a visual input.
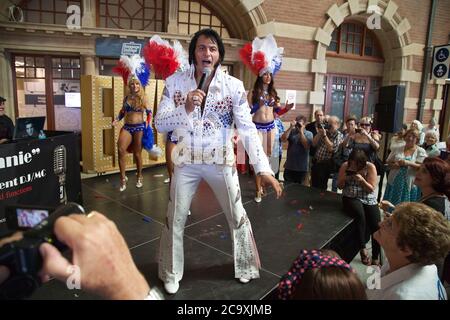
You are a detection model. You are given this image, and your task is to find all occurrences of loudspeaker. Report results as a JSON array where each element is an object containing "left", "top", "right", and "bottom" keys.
[{"left": 374, "top": 85, "right": 405, "bottom": 133}]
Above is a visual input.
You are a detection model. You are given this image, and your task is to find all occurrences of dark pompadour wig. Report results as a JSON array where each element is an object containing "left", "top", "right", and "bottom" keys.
[{"left": 188, "top": 28, "right": 225, "bottom": 65}]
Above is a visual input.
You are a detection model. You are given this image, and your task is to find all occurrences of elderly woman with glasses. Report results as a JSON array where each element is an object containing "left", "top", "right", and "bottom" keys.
[
  {"left": 367, "top": 203, "right": 450, "bottom": 300},
  {"left": 421, "top": 130, "right": 441, "bottom": 158},
  {"left": 383, "top": 129, "right": 427, "bottom": 206}
]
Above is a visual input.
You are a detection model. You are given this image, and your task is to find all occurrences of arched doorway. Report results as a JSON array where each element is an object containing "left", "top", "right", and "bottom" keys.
[
  {"left": 324, "top": 20, "right": 385, "bottom": 120},
  {"left": 312, "top": 0, "right": 414, "bottom": 122}
]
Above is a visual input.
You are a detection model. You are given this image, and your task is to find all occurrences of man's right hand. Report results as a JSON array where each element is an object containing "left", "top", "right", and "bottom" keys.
[
  {"left": 186, "top": 90, "right": 206, "bottom": 114},
  {"left": 39, "top": 212, "right": 150, "bottom": 300}
]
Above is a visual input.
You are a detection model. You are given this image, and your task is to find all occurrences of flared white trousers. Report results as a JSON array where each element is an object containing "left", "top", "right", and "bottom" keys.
[{"left": 158, "top": 164, "right": 261, "bottom": 284}]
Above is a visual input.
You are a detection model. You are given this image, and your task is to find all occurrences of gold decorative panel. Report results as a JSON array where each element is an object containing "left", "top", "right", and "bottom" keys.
[{"left": 81, "top": 75, "right": 166, "bottom": 173}]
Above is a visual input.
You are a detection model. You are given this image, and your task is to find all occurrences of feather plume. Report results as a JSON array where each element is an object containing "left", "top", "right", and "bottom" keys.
[
  {"left": 112, "top": 60, "right": 131, "bottom": 84},
  {"left": 113, "top": 54, "right": 150, "bottom": 86},
  {"left": 240, "top": 34, "right": 283, "bottom": 76},
  {"left": 143, "top": 35, "right": 188, "bottom": 80}
]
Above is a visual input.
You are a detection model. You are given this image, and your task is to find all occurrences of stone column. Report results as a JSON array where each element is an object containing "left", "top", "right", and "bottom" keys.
[
  {"left": 83, "top": 54, "right": 96, "bottom": 75},
  {"left": 166, "top": 0, "right": 179, "bottom": 34},
  {"left": 82, "top": 0, "right": 96, "bottom": 28}
]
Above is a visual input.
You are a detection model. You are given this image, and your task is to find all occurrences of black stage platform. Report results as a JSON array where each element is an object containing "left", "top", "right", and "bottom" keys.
[{"left": 29, "top": 165, "right": 354, "bottom": 300}]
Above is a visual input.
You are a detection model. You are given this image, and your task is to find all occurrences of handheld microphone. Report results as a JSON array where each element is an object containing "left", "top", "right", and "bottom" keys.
[
  {"left": 53, "top": 145, "right": 67, "bottom": 204},
  {"left": 197, "top": 67, "right": 212, "bottom": 92},
  {"left": 198, "top": 68, "right": 211, "bottom": 115}
]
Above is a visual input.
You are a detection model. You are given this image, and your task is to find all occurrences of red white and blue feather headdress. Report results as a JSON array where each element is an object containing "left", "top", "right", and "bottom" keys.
[
  {"left": 112, "top": 54, "right": 151, "bottom": 87},
  {"left": 143, "top": 35, "right": 188, "bottom": 80},
  {"left": 240, "top": 34, "right": 283, "bottom": 77}
]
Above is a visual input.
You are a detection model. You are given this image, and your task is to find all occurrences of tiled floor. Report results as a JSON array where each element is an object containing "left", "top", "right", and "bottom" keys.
[{"left": 30, "top": 165, "right": 356, "bottom": 300}]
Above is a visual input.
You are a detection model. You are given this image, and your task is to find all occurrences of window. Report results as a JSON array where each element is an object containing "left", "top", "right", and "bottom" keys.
[
  {"left": 52, "top": 57, "right": 81, "bottom": 80},
  {"left": 324, "top": 74, "right": 381, "bottom": 120},
  {"left": 14, "top": 0, "right": 81, "bottom": 25},
  {"left": 98, "top": 0, "right": 165, "bottom": 31},
  {"left": 178, "top": 0, "right": 230, "bottom": 38},
  {"left": 327, "top": 22, "right": 383, "bottom": 61},
  {"left": 15, "top": 56, "right": 46, "bottom": 79},
  {"left": 13, "top": 55, "right": 82, "bottom": 132}
]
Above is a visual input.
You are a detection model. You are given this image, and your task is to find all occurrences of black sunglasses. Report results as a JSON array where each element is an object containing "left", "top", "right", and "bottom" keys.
[{"left": 360, "top": 123, "right": 371, "bottom": 127}]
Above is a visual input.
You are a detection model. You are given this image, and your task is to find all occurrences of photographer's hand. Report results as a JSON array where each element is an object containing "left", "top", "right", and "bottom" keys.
[
  {"left": 39, "top": 212, "right": 150, "bottom": 300},
  {"left": 318, "top": 127, "right": 327, "bottom": 136}
]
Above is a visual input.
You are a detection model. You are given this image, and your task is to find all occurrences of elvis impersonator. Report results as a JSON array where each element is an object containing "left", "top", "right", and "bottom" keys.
[{"left": 152, "top": 29, "right": 283, "bottom": 294}]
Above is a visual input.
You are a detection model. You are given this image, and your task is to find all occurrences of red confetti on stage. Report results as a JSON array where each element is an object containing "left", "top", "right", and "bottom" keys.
[{"left": 296, "top": 223, "right": 303, "bottom": 230}]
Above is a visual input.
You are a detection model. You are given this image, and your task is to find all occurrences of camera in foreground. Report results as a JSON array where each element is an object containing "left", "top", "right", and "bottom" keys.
[{"left": 0, "top": 202, "right": 85, "bottom": 300}]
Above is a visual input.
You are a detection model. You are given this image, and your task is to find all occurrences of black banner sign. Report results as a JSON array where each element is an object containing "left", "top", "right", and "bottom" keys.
[{"left": 0, "top": 132, "right": 82, "bottom": 233}]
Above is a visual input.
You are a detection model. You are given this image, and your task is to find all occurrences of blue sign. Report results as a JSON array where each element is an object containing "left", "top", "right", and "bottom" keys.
[
  {"left": 436, "top": 48, "right": 449, "bottom": 62},
  {"left": 95, "top": 38, "right": 147, "bottom": 58},
  {"left": 431, "top": 44, "right": 450, "bottom": 80},
  {"left": 433, "top": 64, "right": 447, "bottom": 78}
]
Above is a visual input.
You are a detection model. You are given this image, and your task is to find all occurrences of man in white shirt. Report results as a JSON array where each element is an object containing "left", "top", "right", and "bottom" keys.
[
  {"left": 367, "top": 202, "right": 450, "bottom": 300},
  {"left": 155, "top": 28, "right": 282, "bottom": 294}
]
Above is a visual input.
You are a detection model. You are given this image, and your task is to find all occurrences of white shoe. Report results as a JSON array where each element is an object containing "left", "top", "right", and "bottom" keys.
[
  {"left": 254, "top": 189, "right": 263, "bottom": 203},
  {"left": 188, "top": 210, "right": 191, "bottom": 216},
  {"left": 164, "top": 178, "right": 170, "bottom": 184},
  {"left": 239, "top": 277, "right": 251, "bottom": 284},
  {"left": 164, "top": 281, "right": 179, "bottom": 294},
  {"left": 136, "top": 176, "right": 143, "bottom": 188},
  {"left": 119, "top": 176, "right": 128, "bottom": 192}
]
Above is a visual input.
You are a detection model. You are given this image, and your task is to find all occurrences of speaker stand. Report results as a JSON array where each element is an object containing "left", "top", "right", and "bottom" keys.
[{"left": 377, "top": 132, "right": 390, "bottom": 202}]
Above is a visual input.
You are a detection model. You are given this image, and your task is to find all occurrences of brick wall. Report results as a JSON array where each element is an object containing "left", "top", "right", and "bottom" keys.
[
  {"left": 409, "top": 83, "right": 438, "bottom": 100},
  {"left": 275, "top": 71, "right": 315, "bottom": 91},
  {"left": 395, "top": 0, "right": 431, "bottom": 44},
  {"left": 252, "top": 0, "right": 447, "bottom": 125},
  {"left": 262, "top": 0, "right": 347, "bottom": 28},
  {"left": 431, "top": 0, "right": 450, "bottom": 46},
  {"left": 277, "top": 38, "right": 316, "bottom": 60}
]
